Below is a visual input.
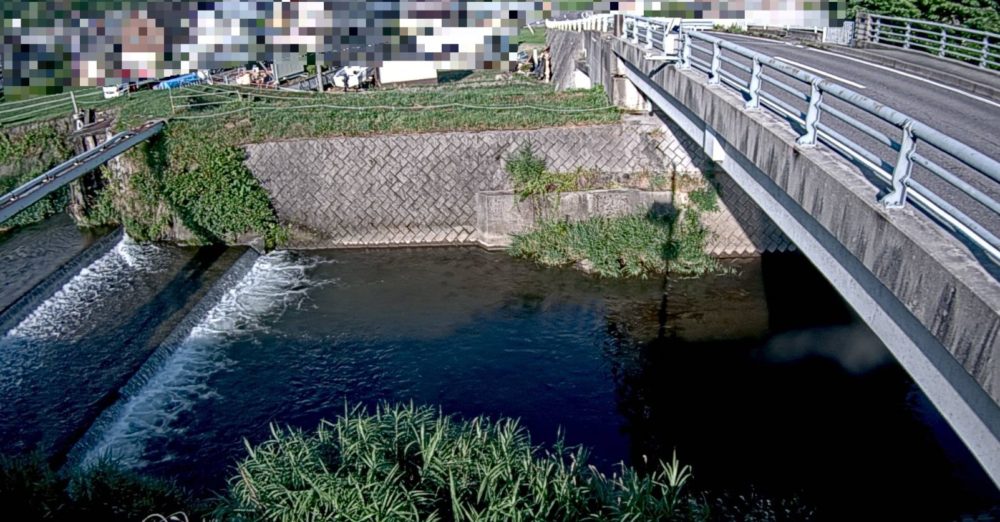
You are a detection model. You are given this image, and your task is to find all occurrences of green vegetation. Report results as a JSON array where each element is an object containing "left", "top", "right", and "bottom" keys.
[
  {"left": 506, "top": 145, "right": 720, "bottom": 279},
  {"left": 849, "top": 0, "right": 1000, "bottom": 32},
  {"left": 0, "top": 453, "right": 195, "bottom": 522},
  {"left": 515, "top": 25, "right": 548, "bottom": 45},
  {"left": 2, "top": 403, "right": 815, "bottom": 521},
  {"left": 87, "top": 82, "right": 617, "bottom": 246},
  {"left": 0, "top": 126, "right": 74, "bottom": 231}
]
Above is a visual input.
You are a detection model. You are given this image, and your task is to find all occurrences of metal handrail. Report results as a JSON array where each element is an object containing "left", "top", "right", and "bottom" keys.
[
  {"left": 861, "top": 12, "right": 999, "bottom": 69},
  {"left": 668, "top": 27, "right": 1000, "bottom": 260}
]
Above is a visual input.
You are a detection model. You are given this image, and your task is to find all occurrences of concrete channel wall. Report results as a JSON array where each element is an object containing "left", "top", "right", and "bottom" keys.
[{"left": 245, "top": 117, "right": 790, "bottom": 254}]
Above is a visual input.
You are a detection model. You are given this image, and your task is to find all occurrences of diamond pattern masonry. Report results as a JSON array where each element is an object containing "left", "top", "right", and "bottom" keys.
[{"left": 245, "top": 119, "right": 792, "bottom": 254}]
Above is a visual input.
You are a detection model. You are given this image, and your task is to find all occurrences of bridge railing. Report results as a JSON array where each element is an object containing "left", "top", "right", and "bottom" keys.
[
  {"left": 670, "top": 28, "right": 1000, "bottom": 260},
  {"left": 544, "top": 13, "right": 614, "bottom": 33},
  {"left": 621, "top": 16, "right": 681, "bottom": 56},
  {"left": 859, "top": 13, "right": 1000, "bottom": 70}
]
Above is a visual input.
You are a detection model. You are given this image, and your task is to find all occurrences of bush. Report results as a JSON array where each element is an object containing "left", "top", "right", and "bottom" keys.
[
  {"left": 216, "top": 402, "right": 701, "bottom": 522},
  {"left": 510, "top": 209, "right": 719, "bottom": 279},
  {"left": 0, "top": 453, "right": 196, "bottom": 521},
  {"left": 0, "top": 126, "right": 74, "bottom": 231}
]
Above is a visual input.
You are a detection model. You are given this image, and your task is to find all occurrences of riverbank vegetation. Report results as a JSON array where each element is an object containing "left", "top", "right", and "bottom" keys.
[
  {"left": 0, "top": 126, "right": 74, "bottom": 231},
  {"left": 2, "top": 403, "right": 814, "bottom": 521},
  {"left": 506, "top": 145, "right": 721, "bottom": 278},
  {"left": 83, "top": 80, "right": 618, "bottom": 246}
]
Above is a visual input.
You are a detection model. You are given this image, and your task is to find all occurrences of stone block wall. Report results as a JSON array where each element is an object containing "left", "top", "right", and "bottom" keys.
[{"left": 245, "top": 117, "right": 703, "bottom": 248}]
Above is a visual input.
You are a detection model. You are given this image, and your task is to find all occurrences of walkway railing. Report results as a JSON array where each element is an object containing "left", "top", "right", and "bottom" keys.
[
  {"left": 859, "top": 13, "right": 1000, "bottom": 69},
  {"left": 671, "top": 28, "right": 1000, "bottom": 260}
]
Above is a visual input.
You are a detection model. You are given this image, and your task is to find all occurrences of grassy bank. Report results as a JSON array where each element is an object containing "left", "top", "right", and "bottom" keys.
[
  {"left": 84, "top": 80, "right": 618, "bottom": 246},
  {"left": 0, "top": 126, "right": 75, "bottom": 231},
  {"left": 2, "top": 403, "right": 814, "bottom": 521}
]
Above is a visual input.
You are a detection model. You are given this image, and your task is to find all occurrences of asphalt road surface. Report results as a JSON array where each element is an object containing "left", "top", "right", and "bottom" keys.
[{"left": 693, "top": 33, "right": 1000, "bottom": 253}]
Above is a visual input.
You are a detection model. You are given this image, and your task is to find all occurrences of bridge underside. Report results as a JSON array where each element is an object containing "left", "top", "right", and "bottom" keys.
[{"left": 577, "top": 31, "right": 1000, "bottom": 484}]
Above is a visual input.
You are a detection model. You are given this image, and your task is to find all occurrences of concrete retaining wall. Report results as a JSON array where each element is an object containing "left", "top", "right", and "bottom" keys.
[{"left": 247, "top": 118, "right": 698, "bottom": 247}]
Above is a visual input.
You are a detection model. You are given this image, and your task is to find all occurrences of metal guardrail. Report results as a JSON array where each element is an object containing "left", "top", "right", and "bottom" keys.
[
  {"left": 621, "top": 16, "right": 681, "bottom": 57},
  {"left": 669, "top": 28, "right": 1000, "bottom": 259},
  {"left": 859, "top": 13, "right": 1000, "bottom": 69},
  {"left": 0, "top": 120, "right": 165, "bottom": 223}
]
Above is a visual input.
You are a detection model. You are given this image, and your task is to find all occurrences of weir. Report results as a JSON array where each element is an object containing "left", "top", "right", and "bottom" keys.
[{"left": 63, "top": 247, "right": 260, "bottom": 469}]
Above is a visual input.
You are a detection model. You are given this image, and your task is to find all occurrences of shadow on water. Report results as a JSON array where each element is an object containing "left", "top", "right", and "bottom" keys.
[{"left": 603, "top": 253, "right": 998, "bottom": 521}]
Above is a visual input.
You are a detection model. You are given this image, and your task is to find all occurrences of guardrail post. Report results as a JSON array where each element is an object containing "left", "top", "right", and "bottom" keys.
[
  {"left": 881, "top": 121, "right": 916, "bottom": 208},
  {"left": 904, "top": 22, "right": 912, "bottom": 49},
  {"left": 632, "top": 20, "right": 640, "bottom": 44},
  {"left": 709, "top": 40, "right": 722, "bottom": 85},
  {"left": 939, "top": 28, "right": 947, "bottom": 57},
  {"left": 981, "top": 36, "right": 990, "bottom": 68},
  {"left": 646, "top": 21, "right": 654, "bottom": 49},
  {"left": 679, "top": 32, "right": 692, "bottom": 69},
  {"left": 873, "top": 17, "right": 881, "bottom": 43},
  {"left": 745, "top": 56, "right": 762, "bottom": 110},
  {"left": 796, "top": 79, "right": 823, "bottom": 146}
]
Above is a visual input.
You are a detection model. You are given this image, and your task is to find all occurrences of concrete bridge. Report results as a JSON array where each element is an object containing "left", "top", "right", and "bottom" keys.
[{"left": 551, "top": 19, "right": 1000, "bottom": 484}]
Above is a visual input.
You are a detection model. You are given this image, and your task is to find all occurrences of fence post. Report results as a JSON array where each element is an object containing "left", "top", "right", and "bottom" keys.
[
  {"left": 904, "top": 22, "right": 912, "bottom": 49},
  {"left": 70, "top": 91, "right": 79, "bottom": 114},
  {"left": 981, "top": 36, "right": 990, "bottom": 68},
  {"left": 646, "top": 21, "right": 653, "bottom": 49},
  {"left": 796, "top": 79, "right": 823, "bottom": 146},
  {"left": 873, "top": 17, "right": 881, "bottom": 43},
  {"left": 745, "top": 56, "right": 762, "bottom": 110},
  {"left": 679, "top": 32, "right": 692, "bottom": 69},
  {"left": 939, "top": 28, "right": 947, "bottom": 57},
  {"left": 709, "top": 40, "right": 721, "bottom": 85},
  {"left": 881, "top": 121, "right": 916, "bottom": 208},
  {"left": 632, "top": 19, "right": 639, "bottom": 44}
]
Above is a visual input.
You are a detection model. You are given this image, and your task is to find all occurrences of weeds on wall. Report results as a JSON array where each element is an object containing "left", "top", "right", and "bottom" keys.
[
  {"left": 507, "top": 145, "right": 721, "bottom": 278},
  {"left": 0, "top": 126, "right": 75, "bottom": 232}
]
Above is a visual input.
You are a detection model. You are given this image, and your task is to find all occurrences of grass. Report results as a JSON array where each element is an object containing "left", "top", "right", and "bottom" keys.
[
  {"left": 216, "top": 402, "right": 704, "bottom": 522},
  {"left": 0, "top": 452, "right": 197, "bottom": 522},
  {"left": 1, "top": 403, "right": 816, "bottom": 521},
  {"left": 506, "top": 145, "right": 721, "bottom": 279},
  {"left": 515, "top": 25, "right": 548, "bottom": 46},
  {"left": 89, "top": 81, "right": 618, "bottom": 246},
  {"left": 0, "top": 126, "right": 75, "bottom": 231},
  {"left": 0, "top": 87, "right": 130, "bottom": 128},
  {"left": 2, "top": 78, "right": 619, "bottom": 243}
]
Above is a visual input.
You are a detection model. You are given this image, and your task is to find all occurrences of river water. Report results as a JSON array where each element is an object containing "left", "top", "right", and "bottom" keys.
[{"left": 1, "top": 217, "right": 998, "bottom": 520}]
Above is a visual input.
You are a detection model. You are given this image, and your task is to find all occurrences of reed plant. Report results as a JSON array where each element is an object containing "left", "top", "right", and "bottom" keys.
[{"left": 216, "top": 402, "right": 703, "bottom": 522}]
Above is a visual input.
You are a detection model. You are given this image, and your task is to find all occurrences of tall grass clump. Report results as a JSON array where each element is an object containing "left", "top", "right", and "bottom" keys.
[
  {"left": 509, "top": 206, "right": 719, "bottom": 279},
  {"left": 0, "top": 453, "right": 196, "bottom": 521},
  {"left": 216, "top": 402, "right": 702, "bottom": 522}
]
